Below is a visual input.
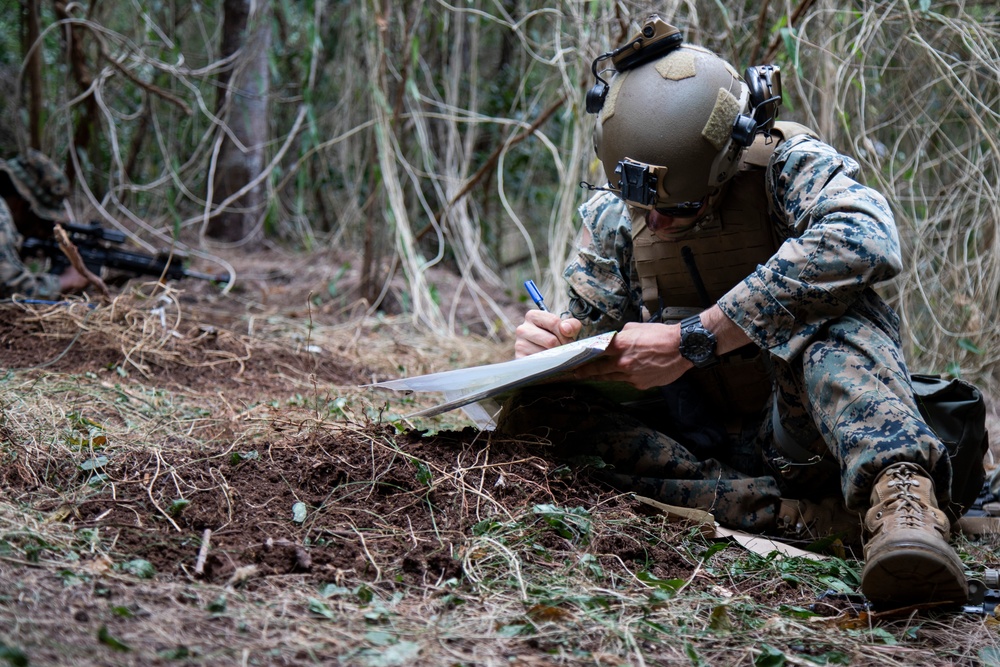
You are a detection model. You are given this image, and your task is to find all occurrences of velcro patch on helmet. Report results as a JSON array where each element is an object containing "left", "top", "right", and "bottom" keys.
[
  {"left": 654, "top": 50, "right": 696, "bottom": 80},
  {"left": 600, "top": 70, "right": 629, "bottom": 124},
  {"left": 701, "top": 88, "right": 740, "bottom": 150}
]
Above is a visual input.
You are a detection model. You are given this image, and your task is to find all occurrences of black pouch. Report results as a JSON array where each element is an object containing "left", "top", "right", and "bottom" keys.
[{"left": 911, "top": 374, "right": 989, "bottom": 518}]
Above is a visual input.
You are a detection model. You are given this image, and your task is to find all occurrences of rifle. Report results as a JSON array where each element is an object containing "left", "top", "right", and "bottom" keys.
[
  {"left": 811, "top": 570, "right": 1000, "bottom": 616},
  {"left": 21, "top": 221, "right": 229, "bottom": 283},
  {"left": 966, "top": 571, "right": 1000, "bottom": 616}
]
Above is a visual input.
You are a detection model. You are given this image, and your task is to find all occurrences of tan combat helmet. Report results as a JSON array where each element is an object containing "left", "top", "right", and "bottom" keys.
[
  {"left": 589, "top": 16, "right": 769, "bottom": 215},
  {"left": 0, "top": 149, "right": 70, "bottom": 223}
]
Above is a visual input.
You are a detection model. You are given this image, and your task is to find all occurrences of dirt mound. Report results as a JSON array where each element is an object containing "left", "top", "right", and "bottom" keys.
[
  {"left": 0, "top": 290, "right": 369, "bottom": 400},
  {"left": 3, "top": 421, "right": 686, "bottom": 593},
  {"left": 0, "top": 288, "right": 688, "bottom": 599}
]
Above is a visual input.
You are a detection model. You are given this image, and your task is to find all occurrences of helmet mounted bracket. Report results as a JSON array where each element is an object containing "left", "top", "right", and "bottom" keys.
[
  {"left": 615, "top": 158, "right": 666, "bottom": 209},
  {"left": 586, "top": 16, "right": 683, "bottom": 115}
]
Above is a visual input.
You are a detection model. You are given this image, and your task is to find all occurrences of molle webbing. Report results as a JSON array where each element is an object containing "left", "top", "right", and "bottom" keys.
[
  {"left": 631, "top": 121, "right": 813, "bottom": 320},
  {"left": 632, "top": 169, "right": 776, "bottom": 317},
  {"left": 630, "top": 122, "right": 816, "bottom": 418}
]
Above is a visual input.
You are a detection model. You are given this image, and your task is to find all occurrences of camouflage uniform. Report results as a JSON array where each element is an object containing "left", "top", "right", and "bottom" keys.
[
  {"left": 0, "top": 150, "right": 69, "bottom": 299},
  {"left": 500, "top": 134, "right": 952, "bottom": 533}
]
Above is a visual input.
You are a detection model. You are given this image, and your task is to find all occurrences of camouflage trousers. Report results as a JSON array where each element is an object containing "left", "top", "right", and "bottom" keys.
[{"left": 496, "top": 306, "right": 951, "bottom": 532}]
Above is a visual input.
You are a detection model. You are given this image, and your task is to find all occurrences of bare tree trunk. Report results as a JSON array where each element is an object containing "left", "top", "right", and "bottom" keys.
[
  {"left": 54, "top": 0, "right": 100, "bottom": 188},
  {"left": 23, "top": 0, "right": 43, "bottom": 150},
  {"left": 207, "top": 0, "right": 271, "bottom": 246}
]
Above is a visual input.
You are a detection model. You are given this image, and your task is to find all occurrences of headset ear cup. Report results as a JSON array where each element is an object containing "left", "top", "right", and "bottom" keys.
[
  {"left": 744, "top": 65, "right": 782, "bottom": 131},
  {"left": 745, "top": 68, "right": 764, "bottom": 108},
  {"left": 586, "top": 82, "right": 608, "bottom": 114}
]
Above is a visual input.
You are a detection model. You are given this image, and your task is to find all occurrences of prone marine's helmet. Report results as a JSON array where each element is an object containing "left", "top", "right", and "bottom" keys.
[
  {"left": 588, "top": 16, "right": 781, "bottom": 215},
  {"left": 0, "top": 149, "right": 70, "bottom": 223}
]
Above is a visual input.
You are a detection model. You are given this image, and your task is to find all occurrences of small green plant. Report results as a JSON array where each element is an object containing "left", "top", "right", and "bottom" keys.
[
  {"left": 168, "top": 498, "right": 190, "bottom": 517},
  {"left": 117, "top": 559, "right": 156, "bottom": 579},
  {"left": 532, "top": 504, "right": 592, "bottom": 544}
]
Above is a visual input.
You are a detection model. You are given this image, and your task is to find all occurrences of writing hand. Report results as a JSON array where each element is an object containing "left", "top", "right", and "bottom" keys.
[{"left": 514, "top": 310, "right": 582, "bottom": 358}]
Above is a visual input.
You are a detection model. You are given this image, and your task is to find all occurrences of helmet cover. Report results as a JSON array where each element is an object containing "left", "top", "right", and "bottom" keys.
[
  {"left": 594, "top": 37, "right": 750, "bottom": 210},
  {"left": 0, "top": 149, "right": 70, "bottom": 222}
]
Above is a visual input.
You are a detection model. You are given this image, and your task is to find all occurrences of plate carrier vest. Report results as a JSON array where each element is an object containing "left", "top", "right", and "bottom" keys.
[{"left": 631, "top": 121, "right": 817, "bottom": 417}]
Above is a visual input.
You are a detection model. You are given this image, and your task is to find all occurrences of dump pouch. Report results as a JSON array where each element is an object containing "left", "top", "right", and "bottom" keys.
[{"left": 911, "top": 373, "right": 989, "bottom": 518}]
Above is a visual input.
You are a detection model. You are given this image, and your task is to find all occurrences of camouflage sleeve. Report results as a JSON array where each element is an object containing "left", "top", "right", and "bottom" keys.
[
  {"left": 718, "top": 135, "right": 902, "bottom": 361},
  {"left": 0, "top": 200, "right": 61, "bottom": 299},
  {"left": 562, "top": 191, "right": 643, "bottom": 338}
]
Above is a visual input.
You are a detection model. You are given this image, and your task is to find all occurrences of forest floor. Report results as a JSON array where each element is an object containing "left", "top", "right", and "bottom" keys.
[{"left": 1, "top": 248, "right": 1000, "bottom": 666}]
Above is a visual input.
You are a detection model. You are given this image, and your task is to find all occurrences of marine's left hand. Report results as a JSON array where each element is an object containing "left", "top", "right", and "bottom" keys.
[
  {"left": 574, "top": 305, "right": 754, "bottom": 390},
  {"left": 574, "top": 321, "right": 690, "bottom": 390}
]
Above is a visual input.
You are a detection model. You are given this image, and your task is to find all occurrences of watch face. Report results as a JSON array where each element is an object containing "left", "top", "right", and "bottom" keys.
[
  {"left": 681, "top": 332, "right": 715, "bottom": 364},
  {"left": 679, "top": 318, "right": 717, "bottom": 367}
]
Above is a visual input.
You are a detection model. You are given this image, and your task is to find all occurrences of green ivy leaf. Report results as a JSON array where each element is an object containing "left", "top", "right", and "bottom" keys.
[
  {"left": 636, "top": 571, "right": 684, "bottom": 594},
  {"left": 755, "top": 644, "right": 786, "bottom": 667},
  {"left": 120, "top": 559, "right": 155, "bottom": 579},
  {"left": 79, "top": 456, "right": 109, "bottom": 472},
  {"left": 230, "top": 450, "right": 259, "bottom": 465},
  {"left": 958, "top": 338, "right": 984, "bottom": 355},
  {"left": 168, "top": 499, "right": 190, "bottom": 517}
]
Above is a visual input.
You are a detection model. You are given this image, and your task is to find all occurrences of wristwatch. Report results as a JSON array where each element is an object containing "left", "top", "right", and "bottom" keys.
[{"left": 678, "top": 314, "right": 718, "bottom": 368}]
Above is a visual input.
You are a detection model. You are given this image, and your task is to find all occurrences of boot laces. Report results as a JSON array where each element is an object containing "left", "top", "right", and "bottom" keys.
[{"left": 884, "top": 468, "right": 926, "bottom": 528}]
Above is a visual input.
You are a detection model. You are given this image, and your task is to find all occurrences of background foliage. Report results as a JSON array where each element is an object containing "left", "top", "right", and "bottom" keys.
[{"left": 3, "top": 0, "right": 998, "bottom": 385}]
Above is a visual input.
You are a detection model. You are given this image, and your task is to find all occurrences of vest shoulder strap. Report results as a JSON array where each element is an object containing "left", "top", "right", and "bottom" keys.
[
  {"left": 773, "top": 120, "right": 820, "bottom": 142},
  {"left": 740, "top": 121, "right": 820, "bottom": 169}
]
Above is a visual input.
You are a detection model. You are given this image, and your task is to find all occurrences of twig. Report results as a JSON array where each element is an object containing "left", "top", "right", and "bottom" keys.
[
  {"left": 96, "top": 40, "right": 193, "bottom": 115},
  {"left": 763, "top": 0, "right": 818, "bottom": 63},
  {"left": 348, "top": 524, "right": 382, "bottom": 583},
  {"left": 53, "top": 224, "right": 111, "bottom": 301},
  {"left": 748, "top": 0, "right": 774, "bottom": 65},
  {"left": 194, "top": 528, "right": 212, "bottom": 576},
  {"left": 146, "top": 451, "right": 182, "bottom": 532}
]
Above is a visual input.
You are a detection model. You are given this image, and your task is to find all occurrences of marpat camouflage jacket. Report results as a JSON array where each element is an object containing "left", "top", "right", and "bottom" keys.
[
  {"left": 564, "top": 134, "right": 901, "bottom": 362},
  {"left": 0, "top": 197, "right": 61, "bottom": 299}
]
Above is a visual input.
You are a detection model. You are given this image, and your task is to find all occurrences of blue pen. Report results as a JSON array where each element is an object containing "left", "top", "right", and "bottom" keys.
[{"left": 524, "top": 279, "right": 548, "bottom": 312}]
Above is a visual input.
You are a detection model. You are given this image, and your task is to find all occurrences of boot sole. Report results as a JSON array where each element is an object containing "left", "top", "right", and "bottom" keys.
[{"left": 861, "top": 540, "right": 967, "bottom": 607}]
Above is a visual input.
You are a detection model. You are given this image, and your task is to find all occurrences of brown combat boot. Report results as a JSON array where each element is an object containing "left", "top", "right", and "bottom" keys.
[
  {"left": 775, "top": 497, "right": 863, "bottom": 546},
  {"left": 861, "top": 462, "right": 968, "bottom": 607}
]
